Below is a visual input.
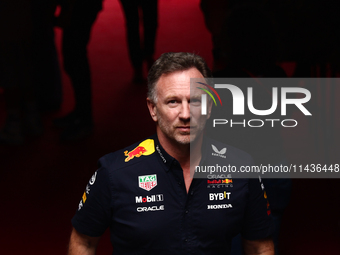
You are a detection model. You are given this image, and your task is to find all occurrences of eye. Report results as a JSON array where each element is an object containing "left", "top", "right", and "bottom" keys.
[
  {"left": 190, "top": 98, "right": 201, "bottom": 106},
  {"left": 167, "top": 99, "right": 178, "bottom": 107}
]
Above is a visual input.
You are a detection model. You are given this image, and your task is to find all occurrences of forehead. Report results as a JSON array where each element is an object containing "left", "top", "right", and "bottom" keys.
[{"left": 155, "top": 68, "right": 204, "bottom": 97}]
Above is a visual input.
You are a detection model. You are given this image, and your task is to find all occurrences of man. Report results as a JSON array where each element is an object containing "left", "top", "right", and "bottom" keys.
[
  {"left": 119, "top": 0, "right": 158, "bottom": 83},
  {"left": 53, "top": 0, "right": 103, "bottom": 140},
  {"left": 68, "top": 52, "right": 274, "bottom": 255}
]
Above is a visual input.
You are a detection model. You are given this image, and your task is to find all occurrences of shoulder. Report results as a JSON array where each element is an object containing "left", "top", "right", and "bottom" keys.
[{"left": 98, "top": 136, "right": 158, "bottom": 173}]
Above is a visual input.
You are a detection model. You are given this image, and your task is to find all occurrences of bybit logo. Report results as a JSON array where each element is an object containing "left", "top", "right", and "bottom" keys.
[{"left": 209, "top": 191, "right": 231, "bottom": 201}]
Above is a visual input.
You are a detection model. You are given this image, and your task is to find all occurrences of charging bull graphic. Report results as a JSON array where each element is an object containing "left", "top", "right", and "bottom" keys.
[{"left": 124, "top": 139, "right": 155, "bottom": 162}]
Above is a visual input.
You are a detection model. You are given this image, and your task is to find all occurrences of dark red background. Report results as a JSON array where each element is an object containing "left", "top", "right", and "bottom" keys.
[{"left": 0, "top": 0, "right": 339, "bottom": 254}]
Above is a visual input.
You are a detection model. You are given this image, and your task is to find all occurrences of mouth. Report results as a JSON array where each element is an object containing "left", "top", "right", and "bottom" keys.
[{"left": 177, "top": 126, "right": 193, "bottom": 133}]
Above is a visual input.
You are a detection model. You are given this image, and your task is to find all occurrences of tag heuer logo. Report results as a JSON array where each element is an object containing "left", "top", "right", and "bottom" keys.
[
  {"left": 138, "top": 174, "right": 157, "bottom": 191},
  {"left": 211, "top": 144, "right": 227, "bottom": 158}
]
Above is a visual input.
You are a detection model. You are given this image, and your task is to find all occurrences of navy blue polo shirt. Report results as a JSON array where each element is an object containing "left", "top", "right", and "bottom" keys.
[{"left": 72, "top": 134, "right": 272, "bottom": 254}]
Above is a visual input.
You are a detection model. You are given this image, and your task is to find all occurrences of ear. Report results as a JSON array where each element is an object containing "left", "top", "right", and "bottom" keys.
[{"left": 147, "top": 98, "right": 158, "bottom": 122}]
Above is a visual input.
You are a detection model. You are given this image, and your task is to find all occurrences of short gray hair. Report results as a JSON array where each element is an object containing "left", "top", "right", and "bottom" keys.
[{"left": 147, "top": 52, "right": 212, "bottom": 103}]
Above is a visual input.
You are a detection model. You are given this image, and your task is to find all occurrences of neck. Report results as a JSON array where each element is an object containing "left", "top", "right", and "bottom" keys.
[{"left": 156, "top": 129, "right": 203, "bottom": 174}]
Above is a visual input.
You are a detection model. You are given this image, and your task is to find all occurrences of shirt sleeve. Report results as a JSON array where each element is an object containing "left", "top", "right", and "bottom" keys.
[
  {"left": 241, "top": 177, "right": 273, "bottom": 240},
  {"left": 71, "top": 161, "right": 112, "bottom": 237}
]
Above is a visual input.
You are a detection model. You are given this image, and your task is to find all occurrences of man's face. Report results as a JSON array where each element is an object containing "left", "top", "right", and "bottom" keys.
[{"left": 147, "top": 68, "right": 212, "bottom": 145}]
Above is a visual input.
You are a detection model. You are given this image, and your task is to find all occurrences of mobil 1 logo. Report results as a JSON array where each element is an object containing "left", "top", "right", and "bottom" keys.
[{"left": 135, "top": 194, "right": 164, "bottom": 203}]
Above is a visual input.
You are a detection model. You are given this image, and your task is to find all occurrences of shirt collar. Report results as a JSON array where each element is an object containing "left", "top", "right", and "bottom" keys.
[
  {"left": 153, "top": 134, "right": 175, "bottom": 172},
  {"left": 153, "top": 134, "right": 209, "bottom": 172}
]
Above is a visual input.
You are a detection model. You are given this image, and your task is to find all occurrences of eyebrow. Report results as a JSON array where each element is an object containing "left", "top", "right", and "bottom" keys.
[
  {"left": 190, "top": 94, "right": 201, "bottom": 98},
  {"left": 164, "top": 94, "right": 178, "bottom": 100}
]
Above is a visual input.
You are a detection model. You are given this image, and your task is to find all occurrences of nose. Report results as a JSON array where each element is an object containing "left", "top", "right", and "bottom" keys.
[{"left": 179, "top": 101, "right": 190, "bottom": 120}]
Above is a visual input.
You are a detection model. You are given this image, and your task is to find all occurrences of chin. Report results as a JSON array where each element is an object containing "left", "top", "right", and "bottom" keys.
[
  {"left": 174, "top": 135, "right": 191, "bottom": 145},
  {"left": 189, "top": 134, "right": 199, "bottom": 144},
  {"left": 178, "top": 134, "right": 201, "bottom": 145}
]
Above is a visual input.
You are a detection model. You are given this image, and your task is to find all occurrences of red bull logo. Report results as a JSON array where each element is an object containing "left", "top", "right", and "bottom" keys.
[
  {"left": 124, "top": 146, "right": 147, "bottom": 162},
  {"left": 124, "top": 139, "right": 155, "bottom": 162},
  {"left": 207, "top": 179, "right": 233, "bottom": 184},
  {"left": 207, "top": 180, "right": 222, "bottom": 184}
]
